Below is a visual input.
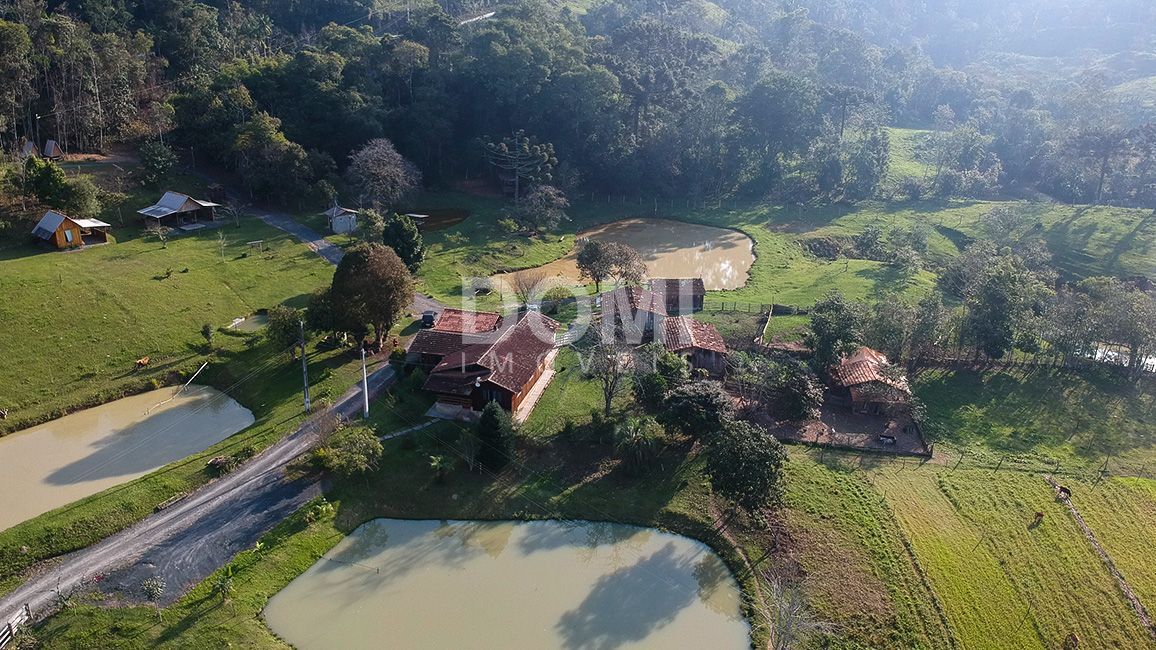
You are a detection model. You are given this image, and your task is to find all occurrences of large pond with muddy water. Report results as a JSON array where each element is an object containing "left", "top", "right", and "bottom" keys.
[
  {"left": 496, "top": 218, "right": 755, "bottom": 291},
  {"left": 0, "top": 385, "right": 253, "bottom": 531},
  {"left": 263, "top": 518, "right": 749, "bottom": 649}
]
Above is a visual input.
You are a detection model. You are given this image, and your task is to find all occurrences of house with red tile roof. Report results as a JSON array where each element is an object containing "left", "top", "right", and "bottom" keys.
[
  {"left": 661, "top": 316, "right": 728, "bottom": 376},
  {"left": 829, "top": 346, "right": 912, "bottom": 416},
  {"left": 419, "top": 311, "right": 561, "bottom": 420}
]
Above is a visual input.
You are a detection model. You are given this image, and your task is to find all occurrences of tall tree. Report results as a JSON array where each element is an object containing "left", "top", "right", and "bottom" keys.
[
  {"left": 329, "top": 242, "right": 413, "bottom": 349},
  {"left": 707, "top": 420, "right": 788, "bottom": 516},
  {"left": 482, "top": 130, "right": 556, "bottom": 199},
  {"left": 380, "top": 211, "right": 425, "bottom": 272},
  {"left": 476, "top": 401, "right": 514, "bottom": 470},
  {"left": 347, "top": 138, "right": 421, "bottom": 210},
  {"left": 807, "top": 291, "right": 867, "bottom": 373}
]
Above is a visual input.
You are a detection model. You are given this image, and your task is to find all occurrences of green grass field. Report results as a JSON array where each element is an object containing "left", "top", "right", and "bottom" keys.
[
  {"left": 0, "top": 214, "right": 334, "bottom": 435},
  {"left": 1068, "top": 477, "right": 1156, "bottom": 609},
  {"left": 915, "top": 367, "right": 1156, "bottom": 474},
  {"left": 871, "top": 466, "right": 1154, "bottom": 649}
]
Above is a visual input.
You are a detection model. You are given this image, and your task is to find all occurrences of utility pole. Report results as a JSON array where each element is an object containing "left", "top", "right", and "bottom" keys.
[
  {"left": 361, "top": 345, "right": 370, "bottom": 418},
  {"left": 299, "top": 320, "right": 311, "bottom": 413}
]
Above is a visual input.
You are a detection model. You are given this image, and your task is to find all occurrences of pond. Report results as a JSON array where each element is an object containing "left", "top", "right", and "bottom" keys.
[
  {"left": 497, "top": 218, "right": 754, "bottom": 291},
  {"left": 0, "top": 386, "right": 253, "bottom": 532},
  {"left": 263, "top": 519, "right": 749, "bottom": 650}
]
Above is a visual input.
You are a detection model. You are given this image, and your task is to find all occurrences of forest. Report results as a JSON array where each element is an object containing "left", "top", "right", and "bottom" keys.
[{"left": 1, "top": 0, "right": 1155, "bottom": 213}]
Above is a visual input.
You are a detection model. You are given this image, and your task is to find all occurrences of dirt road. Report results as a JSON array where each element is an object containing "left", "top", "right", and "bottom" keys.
[{"left": 0, "top": 364, "right": 396, "bottom": 617}]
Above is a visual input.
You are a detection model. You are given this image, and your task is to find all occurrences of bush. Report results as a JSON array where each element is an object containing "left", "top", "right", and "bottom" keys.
[
  {"left": 476, "top": 402, "right": 515, "bottom": 470},
  {"left": 659, "top": 381, "right": 735, "bottom": 440},
  {"left": 615, "top": 416, "right": 663, "bottom": 476}
]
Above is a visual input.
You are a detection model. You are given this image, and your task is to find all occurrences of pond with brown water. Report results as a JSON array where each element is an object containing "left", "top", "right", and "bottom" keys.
[
  {"left": 496, "top": 218, "right": 755, "bottom": 291},
  {"left": 0, "top": 385, "right": 253, "bottom": 532},
  {"left": 263, "top": 518, "right": 749, "bottom": 649}
]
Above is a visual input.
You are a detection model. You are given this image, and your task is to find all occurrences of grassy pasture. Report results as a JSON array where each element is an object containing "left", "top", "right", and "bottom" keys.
[
  {"left": 1069, "top": 477, "right": 1156, "bottom": 609},
  {"left": 915, "top": 367, "right": 1156, "bottom": 474},
  {"left": 871, "top": 467, "right": 1154, "bottom": 650},
  {"left": 0, "top": 214, "right": 333, "bottom": 435}
]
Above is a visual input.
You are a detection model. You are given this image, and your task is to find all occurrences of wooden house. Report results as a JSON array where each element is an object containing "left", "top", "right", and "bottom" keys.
[
  {"left": 662, "top": 316, "right": 728, "bottom": 376},
  {"left": 324, "top": 204, "right": 359, "bottom": 234},
  {"left": 408, "top": 308, "right": 503, "bottom": 368},
  {"left": 31, "top": 210, "right": 111, "bottom": 249},
  {"left": 647, "top": 278, "right": 706, "bottom": 314},
  {"left": 137, "top": 191, "right": 221, "bottom": 228},
  {"left": 421, "top": 311, "right": 560, "bottom": 417},
  {"left": 829, "top": 347, "right": 912, "bottom": 416}
]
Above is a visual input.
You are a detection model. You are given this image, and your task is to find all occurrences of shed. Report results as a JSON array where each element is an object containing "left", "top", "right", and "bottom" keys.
[
  {"left": 662, "top": 316, "right": 727, "bottom": 376},
  {"left": 138, "top": 191, "right": 221, "bottom": 228},
  {"left": 19, "top": 139, "right": 37, "bottom": 158},
  {"left": 324, "top": 205, "right": 359, "bottom": 234},
  {"left": 31, "top": 210, "right": 111, "bottom": 249},
  {"left": 42, "top": 140, "right": 64, "bottom": 160}
]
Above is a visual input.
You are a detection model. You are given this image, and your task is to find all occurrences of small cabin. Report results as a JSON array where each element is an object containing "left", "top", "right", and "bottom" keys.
[
  {"left": 18, "top": 139, "right": 37, "bottom": 158},
  {"left": 662, "top": 316, "right": 728, "bottom": 376},
  {"left": 138, "top": 191, "right": 221, "bottom": 229},
  {"left": 647, "top": 278, "right": 706, "bottom": 314},
  {"left": 324, "top": 205, "right": 359, "bottom": 234},
  {"left": 42, "top": 140, "right": 64, "bottom": 160},
  {"left": 31, "top": 210, "right": 111, "bottom": 249}
]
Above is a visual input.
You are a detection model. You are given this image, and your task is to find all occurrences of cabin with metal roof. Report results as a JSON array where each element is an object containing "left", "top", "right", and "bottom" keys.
[
  {"left": 18, "top": 139, "right": 37, "bottom": 158},
  {"left": 31, "top": 210, "right": 111, "bottom": 249},
  {"left": 137, "top": 191, "right": 221, "bottom": 228}
]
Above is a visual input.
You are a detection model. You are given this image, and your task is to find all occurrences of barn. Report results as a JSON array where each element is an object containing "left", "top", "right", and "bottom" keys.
[
  {"left": 662, "top": 316, "right": 728, "bottom": 376},
  {"left": 31, "top": 210, "right": 111, "bottom": 249}
]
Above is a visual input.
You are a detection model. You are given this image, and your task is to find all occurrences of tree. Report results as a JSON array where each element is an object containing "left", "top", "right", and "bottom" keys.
[
  {"left": 140, "top": 576, "right": 166, "bottom": 621},
  {"left": 476, "top": 401, "right": 514, "bottom": 470},
  {"left": 771, "top": 360, "right": 824, "bottom": 421},
  {"left": 707, "top": 420, "right": 788, "bottom": 516},
  {"left": 212, "top": 566, "right": 236, "bottom": 605},
  {"left": 329, "top": 243, "right": 413, "bottom": 350},
  {"left": 615, "top": 416, "right": 662, "bottom": 477},
  {"left": 138, "top": 140, "right": 177, "bottom": 186},
  {"left": 381, "top": 212, "right": 425, "bottom": 272},
  {"left": 509, "top": 269, "right": 547, "bottom": 306},
  {"left": 962, "top": 253, "right": 1050, "bottom": 359},
  {"left": 1072, "top": 126, "right": 1131, "bottom": 204},
  {"left": 200, "top": 323, "right": 214, "bottom": 352},
  {"left": 632, "top": 343, "right": 690, "bottom": 411},
  {"left": 231, "top": 112, "right": 313, "bottom": 201},
  {"left": 576, "top": 240, "right": 615, "bottom": 294},
  {"left": 576, "top": 240, "right": 646, "bottom": 293},
  {"left": 482, "top": 130, "right": 557, "bottom": 199},
  {"left": 346, "top": 138, "right": 421, "bottom": 210},
  {"left": 511, "top": 184, "right": 570, "bottom": 232},
  {"left": 319, "top": 424, "right": 383, "bottom": 478},
  {"left": 266, "top": 305, "right": 304, "bottom": 361},
  {"left": 807, "top": 291, "right": 867, "bottom": 373},
  {"left": 660, "top": 381, "right": 735, "bottom": 440},
  {"left": 587, "top": 343, "right": 632, "bottom": 418}
]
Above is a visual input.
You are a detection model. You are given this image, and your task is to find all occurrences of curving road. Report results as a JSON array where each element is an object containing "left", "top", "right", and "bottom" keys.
[{"left": 0, "top": 364, "right": 397, "bottom": 616}]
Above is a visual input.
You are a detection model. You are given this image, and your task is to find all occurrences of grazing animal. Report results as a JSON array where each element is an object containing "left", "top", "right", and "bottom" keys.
[{"left": 135, "top": 356, "right": 151, "bottom": 370}]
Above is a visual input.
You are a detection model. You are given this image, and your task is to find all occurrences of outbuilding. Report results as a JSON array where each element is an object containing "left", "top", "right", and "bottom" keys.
[
  {"left": 31, "top": 210, "right": 111, "bottom": 249},
  {"left": 138, "top": 191, "right": 221, "bottom": 229},
  {"left": 662, "top": 316, "right": 728, "bottom": 376},
  {"left": 324, "top": 204, "right": 359, "bottom": 234},
  {"left": 42, "top": 140, "right": 64, "bottom": 160}
]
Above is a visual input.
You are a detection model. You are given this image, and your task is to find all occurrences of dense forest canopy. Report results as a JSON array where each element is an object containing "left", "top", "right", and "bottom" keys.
[{"left": 2, "top": 0, "right": 1155, "bottom": 209}]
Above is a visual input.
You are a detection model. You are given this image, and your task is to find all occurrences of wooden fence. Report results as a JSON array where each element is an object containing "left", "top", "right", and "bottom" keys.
[{"left": 0, "top": 604, "right": 31, "bottom": 649}]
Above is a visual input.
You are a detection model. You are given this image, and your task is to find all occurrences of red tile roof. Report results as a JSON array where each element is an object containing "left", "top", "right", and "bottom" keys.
[
  {"left": 423, "top": 311, "right": 561, "bottom": 395},
  {"left": 409, "top": 330, "right": 487, "bottom": 357},
  {"left": 830, "top": 347, "right": 910, "bottom": 393},
  {"left": 432, "top": 308, "right": 502, "bottom": 334},
  {"left": 663, "top": 316, "right": 727, "bottom": 354}
]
